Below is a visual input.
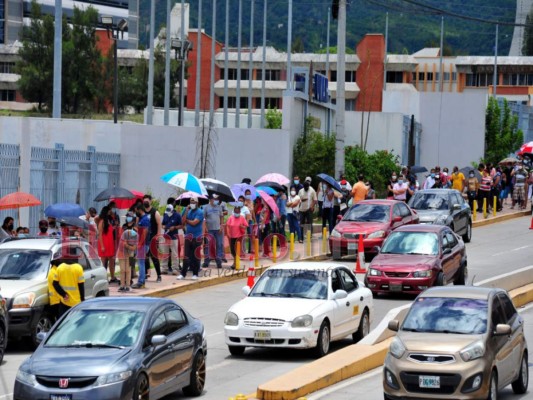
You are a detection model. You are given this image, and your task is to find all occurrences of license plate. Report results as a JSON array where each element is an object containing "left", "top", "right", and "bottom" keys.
[
  {"left": 254, "top": 330, "right": 271, "bottom": 340},
  {"left": 419, "top": 375, "right": 440, "bottom": 388},
  {"left": 347, "top": 242, "right": 357, "bottom": 250},
  {"left": 390, "top": 283, "right": 402, "bottom": 292},
  {"left": 50, "top": 395, "right": 72, "bottom": 400}
]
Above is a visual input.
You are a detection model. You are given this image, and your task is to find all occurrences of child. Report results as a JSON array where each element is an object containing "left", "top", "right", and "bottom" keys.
[{"left": 225, "top": 204, "right": 249, "bottom": 269}]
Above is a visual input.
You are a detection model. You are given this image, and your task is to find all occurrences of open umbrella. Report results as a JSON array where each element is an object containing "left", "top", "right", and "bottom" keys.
[
  {"left": 316, "top": 173, "right": 343, "bottom": 192},
  {"left": 59, "top": 217, "right": 90, "bottom": 230},
  {"left": 0, "top": 192, "right": 41, "bottom": 210},
  {"left": 256, "top": 173, "right": 290, "bottom": 186},
  {"left": 255, "top": 186, "right": 277, "bottom": 195},
  {"left": 200, "top": 178, "right": 236, "bottom": 202},
  {"left": 518, "top": 141, "right": 533, "bottom": 155},
  {"left": 161, "top": 170, "right": 208, "bottom": 196},
  {"left": 45, "top": 203, "right": 86, "bottom": 218},
  {"left": 231, "top": 183, "right": 258, "bottom": 199},
  {"left": 176, "top": 191, "right": 209, "bottom": 206},
  {"left": 257, "top": 189, "right": 280, "bottom": 218},
  {"left": 460, "top": 166, "right": 482, "bottom": 181},
  {"left": 94, "top": 187, "right": 135, "bottom": 202},
  {"left": 111, "top": 189, "right": 144, "bottom": 209},
  {"left": 498, "top": 157, "right": 519, "bottom": 165},
  {"left": 254, "top": 181, "right": 284, "bottom": 191},
  {"left": 409, "top": 165, "right": 428, "bottom": 174}
]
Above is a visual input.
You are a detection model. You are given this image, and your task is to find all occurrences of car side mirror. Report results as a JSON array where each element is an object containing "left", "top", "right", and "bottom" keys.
[
  {"left": 388, "top": 320, "right": 399, "bottom": 332},
  {"left": 442, "top": 248, "right": 452, "bottom": 255},
  {"left": 242, "top": 285, "right": 251, "bottom": 296},
  {"left": 452, "top": 204, "right": 461, "bottom": 210},
  {"left": 151, "top": 335, "right": 167, "bottom": 347},
  {"left": 493, "top": 324, "right": 511, "bottom": 336},
  {"left": 333, "top": 289, "right": 348, "bottom": 300},
  {"left": 36, "top": 331, "right": 47, "bottom": 344},
  {"left": 392, "top": 216, "right": 402, "bottom": 223}
]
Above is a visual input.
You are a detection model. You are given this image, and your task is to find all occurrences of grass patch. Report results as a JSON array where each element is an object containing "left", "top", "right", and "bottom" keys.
[{"left": 0, "top": 110, "right": 144, "bottom": 124}]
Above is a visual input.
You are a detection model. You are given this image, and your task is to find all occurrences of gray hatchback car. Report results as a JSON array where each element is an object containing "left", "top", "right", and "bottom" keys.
[{"left": 408, "top": 189, "right": 472, "bottom": 243}]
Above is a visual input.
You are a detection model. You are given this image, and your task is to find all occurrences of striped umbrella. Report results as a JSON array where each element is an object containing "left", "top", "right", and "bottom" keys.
[{"left": 160, "top": 170, "right": 208, "bottom": 196}]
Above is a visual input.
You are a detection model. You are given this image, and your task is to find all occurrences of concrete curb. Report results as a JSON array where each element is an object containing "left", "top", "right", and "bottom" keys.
[{"left": 472, "top": 209, "right": 530, "bottom": 227}]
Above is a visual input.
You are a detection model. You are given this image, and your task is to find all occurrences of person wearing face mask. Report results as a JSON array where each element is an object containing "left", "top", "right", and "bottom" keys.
[
  {"left": 352, "top": 174, "right": 368, "bottom": 204},
  {"left": 0, "top": 217, "right": 15, "bottom": 239},
  {"left": 466, "top": 170, "right": 480, "bottom": 210},
  {"left": 298, "top": 177, "right": 317, "bottom": 236},
  {"left": 451, "top": 166, "right": 466, "bottom": 192},
  {"left": 142, "top": 194, "right": 163, "bottom": 282},
  {"left": 38, "top": 220, "right": 49, "bottom": 236},
  {"left": 162, "top": 203, "right": 182, "bottom": 274},
  {"left": 322, "top": 183, "right": 335, "bottom": 233},
  {"left": 132, "top": 205, "right": 149, "bottom": 289},
  {"left": 202, "top": 194, "right": 224, "bottom": 269},
  {"left": 97, "top": 206, "right": 117, "bottom": 282},
  {"left": 293, "top": 175, "right": 304, "bottom": 192},
  {"left": 47, "top": 216, "right": 61, "bottom": 236},
  {"left": 177, "top": 197, "right": 204, "bottom": 280},
  {"left": 286, "top": 185, "right": 303, "bottom": 243},
  {"left": 423, "top": 169, "right": 436, "bottom": 190},
  {"left": 392, "top": 175, "right": 409, "bottom": 202},
  {"left": 15, "top": 226, "right": 27, "bottom": 238},
  {"left": 387, "top": 173, "right": 398, "bottom": 199},
  {"left": 117, "top": 212, "right": 138, "bottom": 292},
  {"left": 225, "top": 204, "right": 249, "bottom": 269}
]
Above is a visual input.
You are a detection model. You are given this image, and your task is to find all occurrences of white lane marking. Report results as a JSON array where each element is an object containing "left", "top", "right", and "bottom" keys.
[
  {"left": 492, "top": 245, "right": 532, "bottom": 257},
  {"left": 206, "top": 330, "right": 223, "bottom": 337},
  {"left": 206, "top": 359, "right": 233, "bottom": 372},
  {"left": 307, "top": 368, "right": 382, "bottom": 399}
]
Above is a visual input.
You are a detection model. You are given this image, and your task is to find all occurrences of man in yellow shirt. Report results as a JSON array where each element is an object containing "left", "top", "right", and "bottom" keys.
[
  {"left": 47, "top": 258, "right": 61, "bottom": 322},
  {"left": 451, "top": 166, "right": 466, "bottom": 192},
  {"left": 351, "top": 174, "right": 369, "bottom": 204},
  {"left": 53, "top": 258, "right": 85, "bottom": 317}
]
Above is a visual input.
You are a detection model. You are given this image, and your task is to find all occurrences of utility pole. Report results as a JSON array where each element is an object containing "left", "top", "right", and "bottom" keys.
[
  {"left": 146, "top": 0, "right": 156, "bottom": 125},
  {"left": 209, "top": 0, "right": 217, "bottom": 125},
  {"left": 223, "top": 0, "right": 229, "bottom": 127},
  {"left": 179, "top": 0, "right": 185, "bottom": 125},
  {"left": 52, "top": 0, "right": 62, "bottom": 118},
  {"left": 164, "top": 0, "right": 171, "bottom": 125},
  {"left": 439, "top": 16, "right": 444, "bottom": 92},
  {"left": 247, "top": 0, "right": 254, "bottom": 128},
  {"left": 195, "top": 0, "right": 202, "bottom": 126},
  {"left": 236, "top": 0, "right": 242, "bottom": 127},
  {"left": 335, "top": 0, "right": 346, "bottom": 177},
  {"left": 286, "top": 0, "right": 292, "bottom": 90},
  {"left": 383, "top": 12, "right": 388, "bottom": 90},
  {"left": 493, "top": 24, "right": 499, "bottom": 97},
  {"left": 260, "top": 0, "right": 267, "bottom": 128}
]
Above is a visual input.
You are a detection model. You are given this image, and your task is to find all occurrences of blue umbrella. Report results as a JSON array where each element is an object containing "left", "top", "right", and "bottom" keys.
[
  {"left": 45, "top": 203, "right": 86, "bottom": 218},
  {"left": 160, "top": 170, "right": 208, "bottom": 196},
  {"left": 255, "top": 186, "right": 277, "bottom": 195},
  {"left": 316, "top": 173, "right": 343, "bottom": 192}
]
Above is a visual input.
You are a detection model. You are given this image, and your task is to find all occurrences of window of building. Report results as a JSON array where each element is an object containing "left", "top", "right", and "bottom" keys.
[
  {"left": 442, "top": 72, "right": 457, "bottom": 82},
  {"left": 466, "top": 73, "right": 492, "bottom": 87},
  {"left": 0, "top": 90, "right": 15, "bottom": 101},
  {"left": 345, "top": 99, "right": 355, "bottom": 110},
  {"left": 0, "top": 62, "right": 14, "bottom": 73},
  {"left": 386, "top": 71, "right": 403, "bottom": 83},
  {"left": 256, "top": 69, "right": 280, "bottom": 81},
  {"left": 227, "top": 68, "right": 249, "bottom": 80},
  {"left": 345, "top": 70, "right": 356, "bottom": 82},
  {"left": 264, "top": 97, "right": 280, "bottom": 109},
  {"left": 426, "top": 72, "right": 434, "bottom": 81},
  {"left": 330, "top": 70, "right": 337, "bottom": 82},
  {"left": 225, "top": 96, "right": 248, "bottom": 109},
  {"left": 418, "top": 72, "right": 425, "bottom": 81}
]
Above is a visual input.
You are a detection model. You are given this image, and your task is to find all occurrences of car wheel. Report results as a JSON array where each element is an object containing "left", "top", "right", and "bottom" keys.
[
  {"left": 132, "top": 373, "right": 149, "bottom": 400},
  {"left": 228, "top": 345, "right": 246, "bottom": 356},
  {"left": 30, "top": 312, "right": 53, "bottom": 349},
  {"left": 454, "top": 263, "right": 467, "bottom": 286},
  {"left": 314, "top": 320, "right": 330, "bottom": 358},
  {"left": 487, "top": 371, "right": 498, "bottom": 400},
  {"left": 462, "top": 222, "right": 472, "bottom": 243},
  {"left": 353, "top": 309, "right": 370, "bottom": 342},
  {"left": 183, "top": 351, "right": 206, "bottom": 397},
  {"left": 511, "top": 352, "right": 528, "bottom": 394},
  {"left": 0, "top": 323, "right": 5, "bottom": 364},
  {"left": 384, "top": 394, "right": 394, "bottom": 400},
  {"left": 436, "top": 272, "right": 446, "bottom": 287}
]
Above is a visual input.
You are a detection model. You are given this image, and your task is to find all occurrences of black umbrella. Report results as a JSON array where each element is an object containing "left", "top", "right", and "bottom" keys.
[
  {"left": 94, "top": 187, "right": 135, "bottom": 202},
  {"left": 59, "top": 217, "right": 90, "bottom": 230},
  {"left": 200, "top": 178, "right": 236, "bottom": 202},
  {"left": 460, "top": 166, "right": 482, "bottom": 181},
  {"left": 409, "top": 165, "right": 428, "bottom": 174},
  {"left": 253, "top": 181, "right": 284, "bottom": 191}
]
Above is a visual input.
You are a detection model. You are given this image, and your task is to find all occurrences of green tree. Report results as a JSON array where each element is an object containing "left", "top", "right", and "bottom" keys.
[
  {"left": 522, "top": 10, "right": 533, "bottom": 55},
  {"left": 265, "top": 107, "right": 282, "bottom": 129},
  {"left": 293, "top": 117, "right": 336, "bottom": 181},
  {"left": 293, "top": 36, "right": 304, "bottom": 53},
  {"left": 16, "top": 1, "right": 55, "bottom": 111},
  {"left": 485, "top": 97, "right": 523, "bottom": 164}
]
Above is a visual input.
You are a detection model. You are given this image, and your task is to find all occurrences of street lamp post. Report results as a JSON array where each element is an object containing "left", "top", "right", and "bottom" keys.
[
  {"left": 101, "top": 16, "right": 128, "bottom": 124},
  {"left": 171, "top": 38, "right": 192, "bottom": 126}
]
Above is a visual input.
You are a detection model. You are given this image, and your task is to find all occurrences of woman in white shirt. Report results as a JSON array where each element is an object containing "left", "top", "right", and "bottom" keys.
[
  {"left": 322, "top": 184, "right": 335, "bottom": 233},
  {"left": 286, "top": 185, "right": 303, "bottom": 243}
]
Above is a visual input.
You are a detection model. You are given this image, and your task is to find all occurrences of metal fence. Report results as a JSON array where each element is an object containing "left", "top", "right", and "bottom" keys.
[{"left": 0, "top": 143, "right": 21, "bottom": 226}]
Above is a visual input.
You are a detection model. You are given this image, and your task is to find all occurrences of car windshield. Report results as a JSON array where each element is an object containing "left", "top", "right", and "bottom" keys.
[
  {"left": 0, "top": 249, "right": 51, "bottom": 280},
  {"left": 381, "top": 231, "right": 439, "bottom": 255},
  {"left": 409, "top": 193, "right": 449, "bottom": 211},
  {"left": 250, "top": 269, "right": 328, "bottom": 299},
  {"left": 343, "top": 204, "right": 390, "bottom": 222},
  {"left": 46, "top": 309, "right": 144, "bottom": 348},
  {"left": 402, "top": 297, "right": 488, "bottom": 334}
]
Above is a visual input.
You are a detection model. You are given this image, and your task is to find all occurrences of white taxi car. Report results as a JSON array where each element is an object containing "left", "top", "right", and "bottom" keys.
[{"left": 224, "top": 262, "right": 373, "bottom": 357}]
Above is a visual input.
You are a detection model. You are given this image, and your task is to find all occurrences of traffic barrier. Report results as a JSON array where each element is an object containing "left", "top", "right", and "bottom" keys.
[
  {"left": 322, "top": 227, "right": 328, "bottom": 254},
  {"left": 289, "top": 233, "right": 294, "bottom": 260},
  {"left": 228, "top": 395, "right": 247, "bottom": 400},
  {"left": 273, "top": 235, "right": 278, "bottom": 263},
  {"left": 483, "top": 197, "right": 487, "bottom": 219},
  {"left": 473, "top": 200, "right": 477, "bottom": 221},
  {"left": 235, "top": 241, "right": 241, "bottom": 270},
  {"left": 306, "top": 230, "right": 312, "bottom": 257},
  {"left": 354, "top": 234, "right": 366, "bottom": 273},
  {"left": 254, "top": 238, "right": 259, "bottom": 267},
  {"left": 247, "top": 267, "right": 255, "bottom": 288},
  {"left": 493, "top": 196, "right": 497, "bottom": 217}
]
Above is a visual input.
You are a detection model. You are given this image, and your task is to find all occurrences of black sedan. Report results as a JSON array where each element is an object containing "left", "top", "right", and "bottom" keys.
[
  {"left": 14, "top": 297, "right": 207, "bottom": 400},
  {"left": 408, "top": 189, "right": 472, "bottom": 243}
]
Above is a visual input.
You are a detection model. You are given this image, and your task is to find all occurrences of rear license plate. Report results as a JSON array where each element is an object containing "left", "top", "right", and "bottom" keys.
[
  {"left": 390, "top": 283, "right": 402, "bottom": 292},
  {"left": 50, "top": 395, "right": 72, "bottom": 400},
  {"left": 347, "top": 242, "right": 357, "bottom": 250},
  {"left": 419, "top": 375, "right": 440, "bottom": 388},
  {"left": 254, "top": 330, "right": 271, "bottom": 340}
]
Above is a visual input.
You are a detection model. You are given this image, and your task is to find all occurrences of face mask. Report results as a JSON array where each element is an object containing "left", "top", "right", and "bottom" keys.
[
  {"left": 431, "top": 173, "right": 435, "bottom": 178},
  {"left": 7, "top": 224, "right": 14, "bottom": 230},
  {"left": 304, "top": 183, "right": 310, "bottom": 190},
  {"left": 190, "top": 204, "right": 197, "bottom": 210},
  {"left": 126, "top": 216, "right": 133, "bottom": 223},
  {"left": 398, "top": 180, "right": 403, "bottom": 184},
  {"left": 294, "top": 180, "right": 299, "bottom": 185},
  {"left": 469, "top": 173, "right": 474, "bottom": 178},
  {"left": 18, "top": 233, "right": 27, "bottom": 238},
  {"left": 143, "top": 201, "right": 150, "bottom": 208},
  {"left": 245, "top": 195, "right": 252, "bottom": 200},
  {"left": 290, "top": 190, "right": 296, "bottom": 196},
  {"left": 443, "top": 172, "right": 448, "bottom": 176},
  {"left": 49, "top": 221, "right": 56, "bottom": 228},
  {"left": 213, "top": 200, "right": 220, "bottom": 205},
  {"left": 392, "top": 176, "right": 397, "bottom": 181},
  {"left": 233, "top": 212, "right": 240, "bottom": 217},
  {"left": 40, "top": 227, "right": 48, "bottom": 233}
]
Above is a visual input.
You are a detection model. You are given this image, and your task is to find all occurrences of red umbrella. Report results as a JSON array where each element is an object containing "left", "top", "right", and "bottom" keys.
[
  {"left": 257, "top": 189, "right": 280, "bottom": 218},
  {"left": 518, "top": 141, "right": 533, "bottom": 155},
  {"left": 111, "top": 190, "right": 144, "bottom": 209},
  {"left": 0, "top": 192, "right": 41, "bottom": 210}
]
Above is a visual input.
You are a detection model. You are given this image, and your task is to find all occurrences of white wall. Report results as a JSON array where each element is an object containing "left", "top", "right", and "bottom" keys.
[{"left": 383, "top": 89, "right": 420, "bottom": 118}]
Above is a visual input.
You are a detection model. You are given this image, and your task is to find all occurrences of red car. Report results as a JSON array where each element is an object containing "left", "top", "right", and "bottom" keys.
[
  {"left": 329, "top": 200, "right": 419, "bottom": 260},
  {"left": 364, "top": 224, "right": 468, "bottom": 295}
]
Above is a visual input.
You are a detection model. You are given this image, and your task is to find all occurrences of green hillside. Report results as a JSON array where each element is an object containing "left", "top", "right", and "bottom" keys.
[{"left": 138, "top": 0, "right": 517, "bottom": 56}]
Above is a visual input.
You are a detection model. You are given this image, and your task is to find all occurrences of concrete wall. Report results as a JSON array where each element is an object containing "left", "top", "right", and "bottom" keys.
[{"left": 383, "top": 89, "right": 420, "bottom": 118}]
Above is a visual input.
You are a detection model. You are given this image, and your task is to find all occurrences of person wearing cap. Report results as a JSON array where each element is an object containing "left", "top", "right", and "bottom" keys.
[
  {"left": 202, "top": 194, "right": 225, "bottom": 269},
  {"left": 225, "top": 203, "right": 249, "bottom": 269},
  {"left": 298, "top": 177, "right": 317, "bottom": 235},
  {"left": 38, "top": 219, "right": 49, "bottom": 236},
  {"left": 177, "top": 196, "right": 204, "bottom": 280},
  {"left": 161, "top": 203, "right": 182, "bottom": 274}
]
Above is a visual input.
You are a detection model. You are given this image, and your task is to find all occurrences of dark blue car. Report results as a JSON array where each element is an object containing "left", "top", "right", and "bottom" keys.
[{"left": 14, "top": 297, "right": 207, "bottom": 400}]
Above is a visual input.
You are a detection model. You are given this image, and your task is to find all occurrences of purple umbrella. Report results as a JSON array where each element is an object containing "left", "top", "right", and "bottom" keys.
[{"left": 231, "top": 183, "right": 258, "bottom": 199}]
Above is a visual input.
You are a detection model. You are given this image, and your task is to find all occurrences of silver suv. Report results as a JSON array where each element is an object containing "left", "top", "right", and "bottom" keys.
[{"left": 0, "top": 237, "right": 109, "bottom": 348}]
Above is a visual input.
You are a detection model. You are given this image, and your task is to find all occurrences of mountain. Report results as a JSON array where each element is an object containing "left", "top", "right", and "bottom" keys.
[{"left": 138, "top": 0, "right": 517, "bottom": 56}]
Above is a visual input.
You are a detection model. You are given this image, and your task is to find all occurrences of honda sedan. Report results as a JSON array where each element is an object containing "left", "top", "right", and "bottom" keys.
[{"left": 14, "top": 297, "right": 207, "bottom": 400}]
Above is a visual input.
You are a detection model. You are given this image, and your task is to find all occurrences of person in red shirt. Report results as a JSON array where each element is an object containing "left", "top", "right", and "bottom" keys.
[{"left": 225, "top": 204, "right": 249, "bottom": 269}]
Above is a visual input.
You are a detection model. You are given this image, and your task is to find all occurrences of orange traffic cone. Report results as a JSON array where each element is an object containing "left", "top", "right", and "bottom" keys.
[
  {"left": 247, "top": 267, "right": 256, "bottom": 288},
  {"left": 354, "top": 234, "right": 367, "bottom": 274},
  {"left": 529, "top": 214, "right": 533, "bottom": 230}
]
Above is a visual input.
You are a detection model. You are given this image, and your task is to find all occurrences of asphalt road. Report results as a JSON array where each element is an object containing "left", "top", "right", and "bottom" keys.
[{"left": 0, "top": 216, "right": 532, "bottom": 400}]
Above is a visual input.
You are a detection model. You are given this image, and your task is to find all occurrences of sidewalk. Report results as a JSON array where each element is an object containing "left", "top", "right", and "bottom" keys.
[{"left": 106, "top": 204, "right": 531, "bottom": 299}]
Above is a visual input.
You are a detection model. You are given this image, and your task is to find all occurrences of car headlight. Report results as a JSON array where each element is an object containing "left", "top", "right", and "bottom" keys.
[
  {"left": 413, "top": 269, "right": 432, "bottom": 278},
  {"left": 389, "top": 337, "right": 406, "bottom": 359},
  {"left": 367, "top": 230, "right": 385, "bottom": 239},
  {"left": 460, "top": 341, "right": 485, "bottom": 362},
  {"left": 368, "top": 268, "right": 382, "bottom": 276},
  {"left": 291, "top": 315, "right": 313, "bottom": 328},
  {"left": 12, "top": 292, "right": 36, "bottom": 309},
  {"left": 330, "top": 229, "right": 341, "bottom": 238},
  {"left": 16, "top": 369, "right": 37, "bottom": 387},
  {"left": 95, "top": 370, "right": 133, "bottom": 386},
  {"left": 224, "top": 311, "right": 239, "bottom": 326},
  {"left": 433, "top": 215, "right": 448, "bottom": 225}
]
